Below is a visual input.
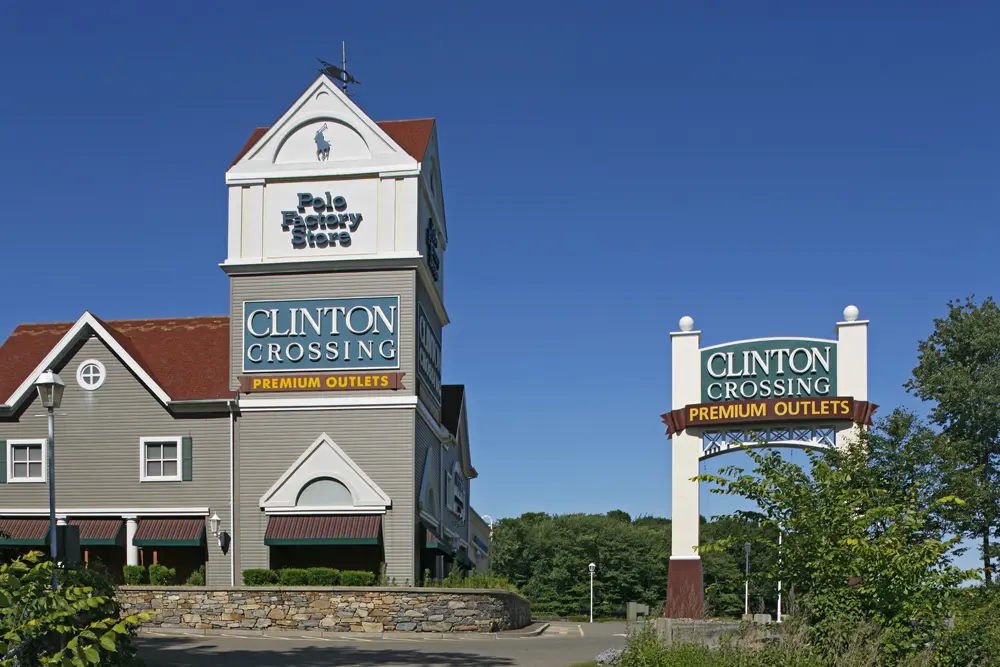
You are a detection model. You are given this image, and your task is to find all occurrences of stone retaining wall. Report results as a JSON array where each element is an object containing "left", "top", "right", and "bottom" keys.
[{"left": 118, "top": 587, "right": 531, "bottom": 633}]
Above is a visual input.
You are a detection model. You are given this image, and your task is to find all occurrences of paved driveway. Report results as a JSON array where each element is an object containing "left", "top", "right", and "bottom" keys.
[{"left": 137, "top": 622, "right": 632, "bottom": 667}]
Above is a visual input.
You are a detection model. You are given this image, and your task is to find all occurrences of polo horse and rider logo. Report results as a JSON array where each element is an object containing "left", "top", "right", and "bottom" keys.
[{"left": 315, "top": 123, "right": 331, "bottom": 161}]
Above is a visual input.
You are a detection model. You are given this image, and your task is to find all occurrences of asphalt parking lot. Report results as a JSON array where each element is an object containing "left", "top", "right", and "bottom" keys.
[{"left": 137, "top": 622, "right": 632, "bottom": 667}]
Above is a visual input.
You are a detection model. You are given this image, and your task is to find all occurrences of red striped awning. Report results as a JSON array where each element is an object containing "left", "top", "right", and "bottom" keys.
[
  {"left": 69, "top": 519, "right": 123, "bottom": 546},
  {"left": 0, "top": 518, "right": 49, "bottom": 546},
  {"left": 264, "top": 514, "right": 381, "bottom": 546},
  {"left": 133, "top": 518, "right": 205, "bottom": 547}
]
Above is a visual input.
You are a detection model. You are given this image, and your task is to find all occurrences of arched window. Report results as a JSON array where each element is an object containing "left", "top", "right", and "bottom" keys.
[{"left": 296, "top": 477, "right": 353, "bottom": 507}]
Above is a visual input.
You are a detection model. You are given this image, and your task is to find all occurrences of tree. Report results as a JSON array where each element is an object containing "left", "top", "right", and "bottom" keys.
[
  {"left": 698, "top": 420, "right": 971, "bottom": 663},
  {"left": 906, "top": 296, "right": 1000, "bottom": 584},
  {"left": 0, "top": 552, "right": 145, "bottom": 666}
]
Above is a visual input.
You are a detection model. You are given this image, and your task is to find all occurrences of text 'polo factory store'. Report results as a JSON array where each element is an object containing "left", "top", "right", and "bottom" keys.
[{"left": 0, "top": 73, "right": 491, "bottom": 586}]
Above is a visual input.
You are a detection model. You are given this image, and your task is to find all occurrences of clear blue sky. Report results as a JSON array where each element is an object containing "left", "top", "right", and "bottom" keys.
[{"left": 1, "top": 3, "right": 998, "bottom": 536}]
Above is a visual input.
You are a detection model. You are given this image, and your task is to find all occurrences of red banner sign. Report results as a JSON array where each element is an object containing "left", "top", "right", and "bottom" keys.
[{"left": 661, "top": 396, "right": 877, "bottom": 438}]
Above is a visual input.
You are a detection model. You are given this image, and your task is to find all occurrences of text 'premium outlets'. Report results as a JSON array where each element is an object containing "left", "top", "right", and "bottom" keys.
[{"left": 242, "top": 297, "right": 400, "bottom": 373}]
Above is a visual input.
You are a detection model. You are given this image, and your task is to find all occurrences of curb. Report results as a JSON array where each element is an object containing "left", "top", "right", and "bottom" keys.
[{"left": 138, "top": 622, "right": 550, "bottom": 641}]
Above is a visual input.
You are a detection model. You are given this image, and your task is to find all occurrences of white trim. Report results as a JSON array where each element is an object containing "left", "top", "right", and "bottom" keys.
[
  {"left": 836, "top": 320, "right": 870, "bottom": 327},
  {"left": 239, "top": 395, "right": 418, "bottom": 411},
  {"left": 6, "top": 439, "right": 46, "bottom": 483},
  {"left": 669, "top": 555, "right": 702, "bottom": 561},
  {"left": 444, "top": 528, "right": 459, "bottom": 539},
  {"left": 0, "top": 507, "right": 209, "bottom": 516},
  {"left": 419, "top": 510, "right": 440, "bottom": 529},
  {"left": 259, "top": 432, "right": 391, "bottom": 511},
  {"left": 264, "top": 508, "right": 387, "bottom": 516},
  {"left": 226, "top": 165, "right": 421, "bottom": 183},
  {"left": 699, "top": 336, "right": 837, "bottom": 352},
  {"left": 4, "top": 312, "right": 174, "bottom": 408},
  {"left": 139, "top": 436, "right": 183, "bottom": 482},
  {"left": 240, "top": 294, "right": 401, "bottom": 374},
  {"left": 670, "top": 330, "right": 701, "bottom": 338},
  {"left": 417, "top": 400, "right": 451, "bottom": 441},
  {"left": 76, "top": 359, "right": 106, "bottom": 391},
  {"left": 228, "top": 399, "right": 236, "bottom": 587}
]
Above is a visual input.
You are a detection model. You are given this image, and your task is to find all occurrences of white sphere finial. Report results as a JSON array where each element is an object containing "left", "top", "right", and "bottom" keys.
[
  {"left": 843, "top": 305, "right": 859, "bottom": 322},
  {"left": 679, "top": 316, "right": 694, "bottom": 332}
]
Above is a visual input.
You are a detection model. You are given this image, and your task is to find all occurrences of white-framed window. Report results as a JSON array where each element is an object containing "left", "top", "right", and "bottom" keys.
[
  {"left": 7, "top": 439, "right": 46, "bottom": 483},
  {"left": 76, "top": 359, "right": 106, "bottom": 391},
  {"left": 449, "top": 462, "right": 466, "bottom": 520},
  {"left": 140, "top": 437, "right": 182, "bottom": 482}
]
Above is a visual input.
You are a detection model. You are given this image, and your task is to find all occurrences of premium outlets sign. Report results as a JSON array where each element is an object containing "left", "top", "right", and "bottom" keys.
[{"left": 701, "top": 338, "right": 837, "bottom": 402}]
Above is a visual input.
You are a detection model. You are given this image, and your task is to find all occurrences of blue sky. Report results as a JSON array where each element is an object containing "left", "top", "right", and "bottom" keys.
[{"left": 1, "top": 1, "right": 998, "bottom": 546}]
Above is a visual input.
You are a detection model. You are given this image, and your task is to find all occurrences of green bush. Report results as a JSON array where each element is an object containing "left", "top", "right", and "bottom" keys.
[
  {"left": 242, "top": 568, "right": 279, "bottom": 585},
  {"left": 148, "top": 563, "right": 176, "bottom": 585},
  {"left": 186, "top": 565, "right": 206, "bottom": 586},
  {"left": 122, "top": 565, "right": 147, "bottom": 585},
  {"left": 278, "top": 568, "right": 310, "bottom": 586},
  {"left": 306, "top": 567, "right": 340, "bottom": 586},
  {"left": 339, "top": 570, "right": 376, "bottom": 586}
]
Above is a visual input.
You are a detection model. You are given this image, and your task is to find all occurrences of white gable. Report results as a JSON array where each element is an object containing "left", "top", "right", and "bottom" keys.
[
  {"left": 227, "top": 74, "right": 418, "bottom": 181},
  {"left": 259, "top": 433, "right": 391, "bottom": 513}
]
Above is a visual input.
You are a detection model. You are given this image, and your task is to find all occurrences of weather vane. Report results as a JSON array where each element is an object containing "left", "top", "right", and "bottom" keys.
[{"left": 318, "top": 41, "right": 360, "bottom": 96}]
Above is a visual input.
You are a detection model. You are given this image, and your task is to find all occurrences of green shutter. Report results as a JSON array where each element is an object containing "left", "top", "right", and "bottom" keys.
[
  {"left": 0, "top": 440, "right": 6, "bottom": 484},
  {"left": 181, "top": 437, "right": 193, "bottom": 481}
]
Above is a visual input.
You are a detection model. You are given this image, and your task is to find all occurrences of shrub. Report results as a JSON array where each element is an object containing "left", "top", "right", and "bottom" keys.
[
  {"left": 123, "top": 565, "right": 147, "bottom": 585},
  {"left": 186, "top": 565, "right": 206, "bottom": 586},
  {"left": 242, "top": 568, "right": 279, "bottom": 585},
  {"left": 339, "top": 570, "right": 376, "bottom": 586},
  {"left": 306, "top": 567, "right": 340, "bottom": 586},
  {"left": 148, "top": 563, "right": 176, "bottom": 586},
  {"left": 278, "top": 568, "right": 311, "bottom": 586}
]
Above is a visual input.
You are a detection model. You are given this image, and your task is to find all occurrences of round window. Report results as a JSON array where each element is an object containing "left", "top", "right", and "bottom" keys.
[{"left": 76, "top": 359, "right": 106, "bottom": 391}]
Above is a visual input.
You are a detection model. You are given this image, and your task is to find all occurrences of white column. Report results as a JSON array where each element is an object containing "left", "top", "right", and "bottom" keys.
[
  {"left": 671, "top": 317, "right": 702, "bottom": 559},
  {"left": 125, "top": 517, "right": 139, "bottom": 566},
  {"left": 835, "top": 305, "right": 869, "bottom": 450}
]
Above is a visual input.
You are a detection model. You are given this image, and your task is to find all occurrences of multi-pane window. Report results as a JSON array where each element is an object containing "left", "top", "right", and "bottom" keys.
[
  {"left": 76, "top": 359, "right": 106, "bottom": 391},
  {"left": 9, "top": 441, "right": 44, "bottom": 481},
  {"left": 451, "top": 463, "right": 466, "bottom": 520},
  {"left": 141, "top": 438, "right": 180, "bottom": 481}
]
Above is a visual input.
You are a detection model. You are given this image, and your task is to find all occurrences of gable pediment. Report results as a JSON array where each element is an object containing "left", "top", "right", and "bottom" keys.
[
  {"left": 227, "top": 75, "right": 418, "bottom": 180},
  {"left": 259, "top": 433, "right": 391, "bottom": 512}
]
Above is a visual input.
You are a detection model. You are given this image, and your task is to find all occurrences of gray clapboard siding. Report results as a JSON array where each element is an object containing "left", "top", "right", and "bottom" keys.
[
  {"left": 229, "top": 270, "right": 417, "bottom": 398},
  {"left": 0, "top": 337, "right": 232, "bottom": 586},
  {"left": 236, "top": 408, "right": 416, "bottom": 584}
]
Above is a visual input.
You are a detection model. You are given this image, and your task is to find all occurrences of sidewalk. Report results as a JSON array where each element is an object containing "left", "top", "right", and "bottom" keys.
[{"left": 138, "top": 622, "right": 550, "bottom": 642}]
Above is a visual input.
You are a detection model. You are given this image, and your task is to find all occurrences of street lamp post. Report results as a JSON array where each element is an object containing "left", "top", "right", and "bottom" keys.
[
  {"left": 34, "top": 369, "right": 65, "bottom": 591},
  {"left": 744, "top": 542, "right": 751, "bottom": 616},
  {"left": 588, "top": 562, "right": 596, "bottom": 623}
]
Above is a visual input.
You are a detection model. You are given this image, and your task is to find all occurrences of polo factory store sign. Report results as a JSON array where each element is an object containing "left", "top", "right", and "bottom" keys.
[
  {"left": 281, "top": 192, "right": 363, "bottom": 250},
  {"left": 242, "top": 297, "right": 399, "bottom": 372}
]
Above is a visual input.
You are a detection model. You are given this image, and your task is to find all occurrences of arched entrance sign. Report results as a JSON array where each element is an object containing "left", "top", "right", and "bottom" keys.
[{"left": 660, "top": 306, "right": 876, "bottom": 619}]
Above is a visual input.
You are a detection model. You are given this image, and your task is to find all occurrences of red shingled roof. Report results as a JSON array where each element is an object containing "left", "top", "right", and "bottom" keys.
[
  {"left": 0, "top": 315, "right": 231, "bottom": 405},
  {"left": 228, "top": 119, "right": 435, "bottom": 167}
]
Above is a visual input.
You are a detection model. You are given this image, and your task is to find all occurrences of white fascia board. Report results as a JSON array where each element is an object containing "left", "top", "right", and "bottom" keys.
[
  {"left": 1, "top": 507, "right": 210, "bottom": 516},
  {"left": 5, "top": 312, "right": 173, "bottom": 408},
  {"left": 239, "top": 395, "right": 418, "bottom": 411}
]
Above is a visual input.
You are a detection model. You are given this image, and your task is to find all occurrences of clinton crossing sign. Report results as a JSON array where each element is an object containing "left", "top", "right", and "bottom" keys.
[{"left": 659, "top": 306, "right": 877, "bottom": 621}]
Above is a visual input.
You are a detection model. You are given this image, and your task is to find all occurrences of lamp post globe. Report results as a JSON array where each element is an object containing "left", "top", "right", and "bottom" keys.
[{"left": 34, "top": 369, "right": 65, "bottom": 591}]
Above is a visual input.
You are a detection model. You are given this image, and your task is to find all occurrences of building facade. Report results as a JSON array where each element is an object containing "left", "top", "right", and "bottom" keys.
[{"left": 0, "top": 74, "right": 482, "bottom": 586}]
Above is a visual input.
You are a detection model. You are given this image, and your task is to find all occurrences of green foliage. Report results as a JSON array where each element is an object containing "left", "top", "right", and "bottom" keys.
[
  {"left": 424, "top": 568, "right": 518, "bottom": 592},
  {"left": 185, "top": 565, "right": 205, "bottom": 586},
  {"left": 242, "top": 569, "right": 279, "bottom": 586},
  {"left": 697, "top": 413, "right": 972, "bottom": 663},
  {"left": 906, "top": 295, "right": 1000, "bottom": 583},
  {"left": 339, "top": 570, "right": 376, "bottom": 586},
  {"left": 278, "top": 568, "right": 310, "bottom": 586},
  {"left": 147, "top": 563, "right": 176, "bottom": 586},
  {"left": 933, "top": 589, "right": 1000, "bottom": 667},
  {"left": 121, "top": 565, "right": 146, "bottom": 586},
  {"left": 491, "top": 511, "right": 670, "bottom": 616},
  {"left": 305, "top": 567, "right": 340, "bottom": 586},
  {"left": 0, "top": 552, "right": 146, "bottom": 667}
]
